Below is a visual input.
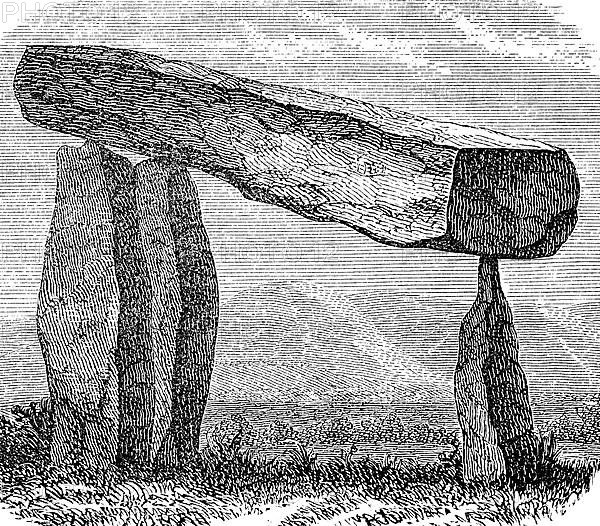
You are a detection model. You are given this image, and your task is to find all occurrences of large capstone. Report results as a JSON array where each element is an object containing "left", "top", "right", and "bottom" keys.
[{"left": 15, "top": 45, "right": 579, "bottom": 258}]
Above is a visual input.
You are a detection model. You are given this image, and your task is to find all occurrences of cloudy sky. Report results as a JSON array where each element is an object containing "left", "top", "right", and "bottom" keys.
[{"left": 0, "top": 0, "right": 599, "bottom": 406}]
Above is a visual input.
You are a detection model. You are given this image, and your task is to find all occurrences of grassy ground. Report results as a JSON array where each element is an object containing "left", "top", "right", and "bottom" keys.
[{"left": 0, "top": 411, "right": 598, "bottom": 526}]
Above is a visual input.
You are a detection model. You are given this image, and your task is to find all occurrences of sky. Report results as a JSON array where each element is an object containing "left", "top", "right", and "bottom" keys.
[{"left": 0, "top": 0, "right": 599, "bottom": 406}]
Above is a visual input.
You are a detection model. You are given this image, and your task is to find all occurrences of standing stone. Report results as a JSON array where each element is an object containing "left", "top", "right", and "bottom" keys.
[
  {"left": 130, "top": 159, "right": 182, "bottom": 466},
  {"left": 456, "top": 257, "right": 537, "bottom": 486},
  {"left": 109, "top": 157, "right": 198, "bottom": 468},
  {"left": 480, "top": 258, "right": 538, "bottom": 486},
  {"left": 37, "top": 141, "right": 127, "bottom": 469},
  {"left": 157, "top": 162, "right": 219, "bottom": 466},
  {"left": 456, "top": 273, "right": 506, "bottom": 483},
  {"left": 39, "top": 146, "right": 217, "bottom": 469},
  {"left": 108, "top": 152, "right": 148, "bottom": 465}
]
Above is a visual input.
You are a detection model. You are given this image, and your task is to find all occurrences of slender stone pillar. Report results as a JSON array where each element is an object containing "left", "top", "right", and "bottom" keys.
[
  {"left": 456, "top": 259, "right": 506, "bottom": 483},
  {"left": 107, "top": 151, "right": 149, "bottom": 465},
  {"left": 131, "top": 160, "right": 182, "bottom": 466},
  {"left": 456, "top": 256, "right": 538, "bottom": 486},
  {"left": 107, "top": 155, "right": 174, "bottom": 467},
  {"left": 37, "top": 141, "right": 126, "bottom": 469},
  {"left": 158, "top": 161, "right": 219, "bottom": 466},
  {"left": 479, "top": 257, "right": 538, "bottom": 486}
]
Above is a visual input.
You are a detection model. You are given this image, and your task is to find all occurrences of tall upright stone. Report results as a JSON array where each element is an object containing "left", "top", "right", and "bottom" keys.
[
  {"left": 132, "top": 159, "right": 182, "bottom": 466},
  {"left": 480, "top": 258, "right": 538, "bottom": 486},
  {"left": 456, "top": 265, "right": 506, "bottom": 483},
  {"left": 158, "top": 162, "right": 219, "bottom": 466},
  {"left": 456, "top": 257, "right": 537, "bottom": 486},
  {"left": 107, "top": 154, "right": 162, "bottom": 467},
  {"left": 38, "top": 144, "right": 218, "bottom": 469},
  {"left": 106, "top": 150, "right": 146, "bottom": 465},
  {"left": 37, "top": 141, "right": 127, "bottom": 469}
]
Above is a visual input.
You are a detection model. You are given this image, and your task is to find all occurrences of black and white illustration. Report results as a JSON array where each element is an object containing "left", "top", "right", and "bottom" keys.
[{"left": 0, "top": 1, "right": 599, "bottom": 524}]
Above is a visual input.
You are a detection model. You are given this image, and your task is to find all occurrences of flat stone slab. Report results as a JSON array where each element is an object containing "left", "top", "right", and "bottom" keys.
[{"left": 14, "top": 45, "right": 579, "bottom": 257}]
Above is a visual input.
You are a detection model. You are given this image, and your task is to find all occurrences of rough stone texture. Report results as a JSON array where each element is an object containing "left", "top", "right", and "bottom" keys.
[
  {"left": 134, "top": 159, "right": 182, "bottom": 466},
  {"left": 37, "top": 141, "right": 123, "bottom": 469},
  {"left": 14, "top": 45, "right": 579, "bottom": 258},
  {"left": 108, "top": 156, "right": 185, "bottom": 467},
  {"left": 417, "top": 149, "right": 578, "bottom": 258},
  {"left": 142, "top": 162, "right": 217, "bottom": 466},
  {"left": 456, "top": 257, "right": 537, "bottom": 486},
  {"left": 38, "top": 145, "right": 217, "bottom": 469},
  {"left": 455, "top": 325, "right": 506, "bottom": 482},
  {"left": 106, "top": 151, "right": 153, "bottom": 466}
]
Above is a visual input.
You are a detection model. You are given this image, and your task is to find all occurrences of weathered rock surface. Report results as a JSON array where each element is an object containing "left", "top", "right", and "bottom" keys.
[
  {"left": 38, "top": 142, "right": 217, "bottom": 468},
  {"left": 107, "top": 149, "right": 153, "bottom": 466},
  {"left": 158, "top": 161, "right": 219, "bottom": 466},
  {"left": 130, "top": 159, "right": 182, "bottom": 466},
  {"left": 37, "top": 141, "right": 123, "bottom": 468},
  {"left": 14, "top": 45, "right": 579, "bottom": 258},
  {"left": 108, "top": 156, "right": 185, "bottom": 467},
  {"left": 456, "top": 257, "right": 538, "bottom": 486}
]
